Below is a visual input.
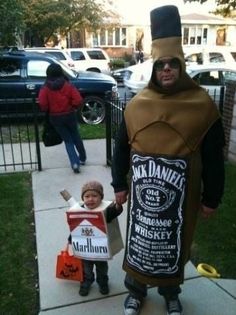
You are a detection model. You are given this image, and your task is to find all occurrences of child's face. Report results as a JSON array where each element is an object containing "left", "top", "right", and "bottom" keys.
[{"left": 83, "top": 190, "right": 102, "bottom": 209}]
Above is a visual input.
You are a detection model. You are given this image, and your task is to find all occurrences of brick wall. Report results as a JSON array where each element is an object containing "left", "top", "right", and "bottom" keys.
[{"left": 223, "top": 81, "right": 236, "bottom": 164}]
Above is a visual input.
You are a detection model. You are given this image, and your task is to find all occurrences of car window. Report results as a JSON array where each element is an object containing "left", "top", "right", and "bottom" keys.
[
  {"left": 224, "top": 70, "right": 236, "bottom": 81},
  {"left": 209, "top": 52, "right": 225, "bottom": 63},
  {"left": 70, "top": 51, "right": 86, "bottom": 60},
  {"left": 87, "top": 50, "right": 106, "bottom": 60},
  {"left": 27, "top": 60, "right": 50, "bottom": 78},
  {"left": 45, "top": 51, "right": 66, "bottom": 60},
  {"left": 185, "top": 53, "right": 203, "bottom": 64},
  {"left": 0, "top": 58, "right": 21, "bottom": 78},
  {"left": 208, "top": 70, "right": 223, "bottom": 85},
  {"left": 192, "top": 70, "right": 222, "bottom": 85}
]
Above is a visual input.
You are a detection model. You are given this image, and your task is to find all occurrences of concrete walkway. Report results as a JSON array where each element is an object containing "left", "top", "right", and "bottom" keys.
[{"left": 32, "top": 139, "right": 236, "bottom": 315}]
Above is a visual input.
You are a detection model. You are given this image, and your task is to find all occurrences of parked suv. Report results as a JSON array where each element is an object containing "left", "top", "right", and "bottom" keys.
[
  {"left": 25, "top": 47, "right": 75, "bottom": 70},
  {"left": 65, "top": 48, "right": 111, "bottom": 74},
  {"left": 0, "top": 49, "right": 118, "bottom": 124}
]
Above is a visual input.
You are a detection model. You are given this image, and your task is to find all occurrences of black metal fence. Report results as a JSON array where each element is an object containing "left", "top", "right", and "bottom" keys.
[
  {"left": 105, "top": 87, "right": 225, "bottom": 166},
  {"left": 0, "top": 87, "right": 226, "bottom": 172},
  {"left": 105, "top": 94, "right": 131, "bottom": 166},
  {"left": 0, "top": 100, "right": 42, "bottom": 173}
]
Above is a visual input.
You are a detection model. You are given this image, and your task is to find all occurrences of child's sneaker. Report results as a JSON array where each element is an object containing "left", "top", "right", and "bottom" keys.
[
  {"left": 79, "top": 284, "right": 90, "bottom": 296},
  {"left": 165, "top": 296, "right": 183, "bottom": 315},
  {"left": 124, "top": 294, "right": 142, "bottom": 315},
  {"left": 99, "top": 283, "right": 109, "bottom": 295}
]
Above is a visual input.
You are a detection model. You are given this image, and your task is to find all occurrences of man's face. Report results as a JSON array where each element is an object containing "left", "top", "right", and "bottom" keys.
[{"left": 154, "top": 57, "right": 181, "bottom": 88}]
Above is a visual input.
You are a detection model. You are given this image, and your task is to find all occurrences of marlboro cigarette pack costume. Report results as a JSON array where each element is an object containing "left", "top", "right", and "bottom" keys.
[
  {"left": 67, "top": 181, "right": 124, "bottom": 296},
  {"left": 111, "top": 5, "right": 225, "bottom": 314}
]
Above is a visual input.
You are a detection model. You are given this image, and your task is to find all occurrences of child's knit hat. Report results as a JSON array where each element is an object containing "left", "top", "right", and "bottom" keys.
[{"left": 81, "top": 181, "right": 104, "bottom": 199}]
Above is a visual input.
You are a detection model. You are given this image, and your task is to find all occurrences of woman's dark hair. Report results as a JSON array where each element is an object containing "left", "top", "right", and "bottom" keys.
[{"left": 46, "top": 64, "right": 63, "bottom": 79}]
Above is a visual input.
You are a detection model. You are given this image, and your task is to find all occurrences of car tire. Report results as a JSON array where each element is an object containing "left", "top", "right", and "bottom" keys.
[{"left": 79, "top": 96, "right": 106, "bottom": 125}]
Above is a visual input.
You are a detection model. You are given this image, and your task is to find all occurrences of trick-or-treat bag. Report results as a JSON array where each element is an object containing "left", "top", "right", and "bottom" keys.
[{"left": 56, "top": 243, "right": 83, "bottom": 282}]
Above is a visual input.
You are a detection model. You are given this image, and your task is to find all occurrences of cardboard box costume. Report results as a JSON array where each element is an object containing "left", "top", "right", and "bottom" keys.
[{"left": 67, "top": 200, "right": 124, "bottom": 261}]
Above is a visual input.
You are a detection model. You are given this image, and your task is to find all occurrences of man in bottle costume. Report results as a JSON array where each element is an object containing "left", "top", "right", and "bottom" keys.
[{"left": 111, "top": 5, "right": 225, "bottom": 315}]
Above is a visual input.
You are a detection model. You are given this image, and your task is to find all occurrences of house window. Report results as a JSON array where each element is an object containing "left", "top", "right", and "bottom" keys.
[
  {"left": 190, "top": 27, "right": 196, "bottom": 44},
  {"left": 92, "top": 27, "right": 127, "bottom": 47},
  {"left": 197, "top": 27, "right": 202, "bottom": 45},
  {"left": 183, "top": 28, "right": 189, "bottom": 45},
  {"left": 108, "top": 29, "right": 113, "bottom": 45},
  {"left": 121, "top": 28, "right": 127, "bottom": 46},
  {"left": 182, "top": 26, "right": 208, "bottom": 46},
  {"left": 135, "top": 28, "right": 144, "bottom": 51},
  {"left": 92, "top": 34, "right": 99, "bottom": 46},
  {"left": 115, "top": 28, "right": 120, "bottom": 45},
  {"left": 203, "top": 28, "right": 208, "bottom": 44},
  {"left": 100, "top": 29, "right": 106, "bottom": 46}
]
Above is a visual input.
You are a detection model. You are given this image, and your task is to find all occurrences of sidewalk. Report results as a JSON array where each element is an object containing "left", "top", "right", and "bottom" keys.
[{"left": 32, "top": 139, "right": 236, "bottom": 315}]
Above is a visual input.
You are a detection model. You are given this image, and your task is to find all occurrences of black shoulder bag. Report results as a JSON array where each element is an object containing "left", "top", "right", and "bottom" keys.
[{"left": 42, "top": 113, "right": 62, "bottom": 147}]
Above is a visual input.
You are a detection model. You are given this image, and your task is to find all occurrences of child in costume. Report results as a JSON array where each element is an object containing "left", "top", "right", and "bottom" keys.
[{"left": 69, "top": 180, "right": 123, "bottom": 296}]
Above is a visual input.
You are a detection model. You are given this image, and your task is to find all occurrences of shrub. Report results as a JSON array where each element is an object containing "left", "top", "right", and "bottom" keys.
[{"left": 110, "top": 58, "right": 126, "bottom": 70}]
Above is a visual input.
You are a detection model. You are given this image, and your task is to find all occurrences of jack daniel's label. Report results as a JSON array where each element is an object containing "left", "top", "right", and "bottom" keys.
[{"left": 126, "top": 152, "right": 188, "bottom": 278}]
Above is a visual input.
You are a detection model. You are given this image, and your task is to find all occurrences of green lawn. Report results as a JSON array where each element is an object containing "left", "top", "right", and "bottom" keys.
[
  {"left": 191, "top": 162, "right": 236, "bottom": 278},
  {"left": 0, "top": 172, "right": 38, "bottom": 314},
  {"left": 80, "top": 123, "right": 106, "bottom": 139},
  {"left": 0, "top": 121, "right": 106, "bottom": 143},
  {"left": 0, "top": 156, "right": 235, "bottom": 313}
]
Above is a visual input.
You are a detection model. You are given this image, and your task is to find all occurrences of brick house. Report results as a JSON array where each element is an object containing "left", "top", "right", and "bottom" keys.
[{"left": 71, "top": 12, "right": 236, "bottom": 60}]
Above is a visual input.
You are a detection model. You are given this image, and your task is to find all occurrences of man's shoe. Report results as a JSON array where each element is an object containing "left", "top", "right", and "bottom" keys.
[
  {"left": 124, "top": 294, "right": 141, "bottom": 315},
  {"left": 165, "top": 296, "right": 183, "bottom": 315},
  {"left": 80, "top": 160, "right": 86, "bottom": 165},
  {"left": 99, "top": 283, "right": 109, "bottom": 295}
]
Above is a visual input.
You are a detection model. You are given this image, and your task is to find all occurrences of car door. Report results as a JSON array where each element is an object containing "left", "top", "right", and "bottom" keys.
[{"left": 192, "top": 70, "right": 224, "bottom": 107}]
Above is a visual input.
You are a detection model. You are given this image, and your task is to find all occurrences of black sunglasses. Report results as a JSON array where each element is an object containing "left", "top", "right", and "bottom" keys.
[{"left": 154, "top": 58, "right": 180, "bottom": 71}]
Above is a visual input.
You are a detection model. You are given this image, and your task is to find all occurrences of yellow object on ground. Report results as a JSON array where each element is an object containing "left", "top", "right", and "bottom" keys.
[{"left": 197, "top": 263, "right": 220, "bottom": 278}]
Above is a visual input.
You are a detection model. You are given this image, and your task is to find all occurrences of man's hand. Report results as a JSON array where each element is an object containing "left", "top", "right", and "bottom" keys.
[
  {"left": 115, "top": 191, "right": 128, "bottom": 205},
  {"left": 201, "top": 205, "right": 216, "bottom": 219}
]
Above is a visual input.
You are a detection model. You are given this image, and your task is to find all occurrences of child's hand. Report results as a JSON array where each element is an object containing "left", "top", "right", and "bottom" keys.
[
  {"left": 115, "top": 190, "right": 128, "bottom": 205},
  {"left": 115, "top": 202, "right": 123, "bottom": 215},
  {"left": 115, "top": 203, "right": 122, "bottom": 210}
]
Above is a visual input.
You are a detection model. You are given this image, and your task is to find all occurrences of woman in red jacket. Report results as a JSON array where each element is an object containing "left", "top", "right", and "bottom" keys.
[{"left": 39, "top": 64, "right": 86, "bottom": 173}]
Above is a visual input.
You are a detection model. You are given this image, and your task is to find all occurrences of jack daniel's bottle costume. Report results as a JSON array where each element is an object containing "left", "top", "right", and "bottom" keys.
[{"left": 111, "top": 5, "right": 224, "bottom": 288}]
